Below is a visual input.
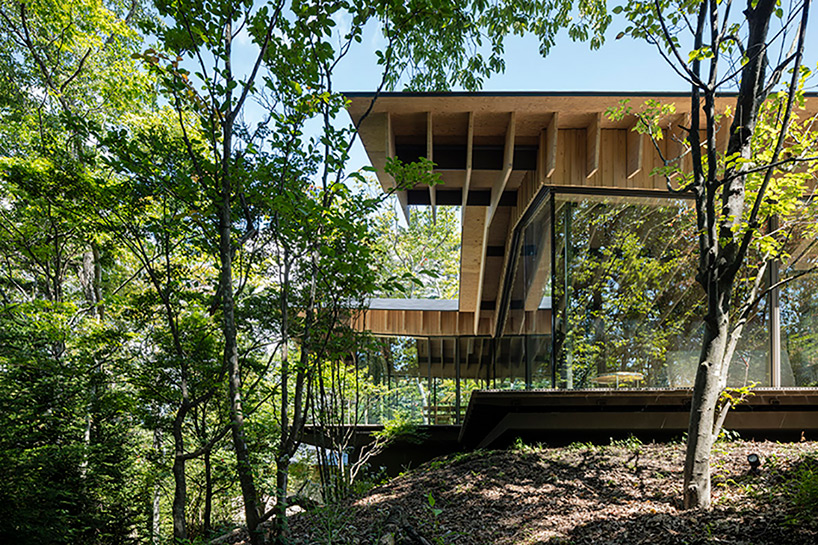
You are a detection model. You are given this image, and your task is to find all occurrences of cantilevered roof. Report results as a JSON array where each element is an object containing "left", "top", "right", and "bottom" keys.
[{"left": 347, "top": 91, "right": 818, "bottom": 339}]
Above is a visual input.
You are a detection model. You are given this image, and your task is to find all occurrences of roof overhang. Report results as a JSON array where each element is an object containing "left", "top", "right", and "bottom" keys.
[{"left": 348, "top": 91, "right": 818, "bottom": 339}]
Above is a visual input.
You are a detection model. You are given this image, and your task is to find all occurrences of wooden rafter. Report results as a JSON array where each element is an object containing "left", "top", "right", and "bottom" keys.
[
  {"left": 586, "top": 112, "right": 601, "bottom": 178},
  {"left": 459, "top": 205, "right": 488, "bottom": 317},
  {"left": 627, "top": 126, "right": 643, "bottom": 179},
  {"left": 387, "top": 112, "right": 410, "bottom": 221},
  {"left": 545, "top": 112, "right": 559, "bottom": 181},
  {"left": 462, "top": 111, "right": 474, "bottom": 223},
  {"left": 427, "top": 111, "right": 436, "bottom": 222},
  {"left": 489, "top": 112, "right": 516, "bottom": 224}
]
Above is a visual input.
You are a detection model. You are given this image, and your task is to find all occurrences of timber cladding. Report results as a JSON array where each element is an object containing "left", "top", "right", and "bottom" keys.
[{"left": 346, "top": 91, "right": 818, "bottom": 338}]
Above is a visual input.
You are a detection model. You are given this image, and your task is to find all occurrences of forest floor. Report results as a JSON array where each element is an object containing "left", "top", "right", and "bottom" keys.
[{"left": 242, "top": 439, "right": 818, "bottom": 544}]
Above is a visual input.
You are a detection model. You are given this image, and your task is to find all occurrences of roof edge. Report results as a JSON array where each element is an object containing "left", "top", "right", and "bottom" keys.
[{"left": 343, "top": 90, "right": 818, "bottom": 98}]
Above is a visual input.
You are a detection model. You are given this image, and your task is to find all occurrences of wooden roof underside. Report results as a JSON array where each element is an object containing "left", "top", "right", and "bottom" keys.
[{"left": 347, "top": 92, "right": 818, "bottom": 339}]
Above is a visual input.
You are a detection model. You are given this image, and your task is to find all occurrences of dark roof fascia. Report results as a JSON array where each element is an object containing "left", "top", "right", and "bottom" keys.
[
  {"left": 344, "top": 90, "right": 818, "bottom": 99},
  {"left": 344, "top": 90, "right": 731, "bottom": 98}
]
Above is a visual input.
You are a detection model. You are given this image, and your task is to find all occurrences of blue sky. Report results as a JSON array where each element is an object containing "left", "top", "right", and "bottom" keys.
[
  {"left": 226, "top": 7, "right": 818, "bottom": 182},
  {"left": 320, "top": 11, "right": 818, "bottom": 173},
  {"left": 333, "top": 25, "right": 690, "bottom": 175},
  {"left": 335, "top": 30, "right": 687, "bottom": 93},
  {"left": 326, "top": 9, "right": 818, "bottom": 93}
]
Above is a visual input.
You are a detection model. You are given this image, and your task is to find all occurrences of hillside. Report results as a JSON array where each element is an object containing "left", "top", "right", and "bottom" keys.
[{"left": 281, "top": 440, "right": 818, "bottom": 545}]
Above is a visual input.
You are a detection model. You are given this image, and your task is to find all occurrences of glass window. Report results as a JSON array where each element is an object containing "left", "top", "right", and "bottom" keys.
[
  {"left": 553, "top": 194, "right": 705, "bottom": 388},
  {"left": 781, "top": 249, "right": 818, "bottom": 386}
]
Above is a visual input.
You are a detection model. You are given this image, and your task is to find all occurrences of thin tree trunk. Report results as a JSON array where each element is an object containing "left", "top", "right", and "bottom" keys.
[
  {"left": 220, "top": 173, "right": 264, "bottom": 545},
  {"left": 273, "top": 257, "right": 291, "bottom": 544},
  {"left": 172, "top": 408, "right": 188, "bottom": 542},
  {"left": 219, "top": 120, "right": 263, "bottom": 545},
  {"left": 683, "top": 309, "right": 729, "bottom": 509},
  {"left": 218, "top": 11, "right": 264, "bottom": 542},
  {"left": 204, "top": 448, "right": 213, "bottom": 536},
  {"left": 152, "top": 429, "right": 163, "bottom": 545},
  {"left": 274, "top": 458, "right": 290, "bottom": 543}
]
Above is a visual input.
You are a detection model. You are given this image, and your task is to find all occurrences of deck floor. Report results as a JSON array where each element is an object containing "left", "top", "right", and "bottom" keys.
[
  {"left": 302, "top": 388, "right": 818, "bottom": 475},
  {"left": 459, "top": 388, "right": 818, "bottom": 448}
]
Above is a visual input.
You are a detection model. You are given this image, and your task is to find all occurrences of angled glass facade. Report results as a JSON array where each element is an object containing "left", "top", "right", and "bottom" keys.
[{"left": 357, "top": 189, "right": 817, "bottom": 425}]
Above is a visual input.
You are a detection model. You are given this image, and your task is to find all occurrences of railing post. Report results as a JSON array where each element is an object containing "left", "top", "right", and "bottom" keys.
[
  {"left": 769, "top": 216, "right": 781, "bottom": 387},
  {"left": 455, "top": 338, "right": 461, "bottom": 424}
]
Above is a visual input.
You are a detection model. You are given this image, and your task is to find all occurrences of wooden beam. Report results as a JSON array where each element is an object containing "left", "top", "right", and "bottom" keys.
[
  {"left": 627, "top": 128, "right": 643, "bottom": 179},
  {"left": 384, "top": 112, "right": 409, "bottom": 221},
  {"left": 357, "top": 112, "right": 390, "bottom": 191},
  {"left": 427, "top": 111, "right": 436, "bottom": 222},
  {"left": 350, "top": 307, "right": 554, "bottom": 337},
  {"left": 473, "top": 218, "right": 490, "bottom": 336},
  {"left": 459, "top": 206, "right": 488, "bottom": 315},
  {"left": 462, "top": 112, "right": 474, "bottom": 223},
  {"left": 586, "top": 112, "right": 601, "bottom": 178},
  {"left": 537, "top": 130, "right": 546, "bottom": 185},
  {"left": 545, "top": 112, "right": 559, "bottom": 180},
  {"left": 489, "top": 112, "right": 516, "bottom": 223},
  {"left": 481, "top": 112, "right": 515, "bottom": 334}
]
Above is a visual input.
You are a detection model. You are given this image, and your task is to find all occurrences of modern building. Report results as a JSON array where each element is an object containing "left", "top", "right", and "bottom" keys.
[{"left": 342, "top": 92, "right": 818, "bottom": 449}]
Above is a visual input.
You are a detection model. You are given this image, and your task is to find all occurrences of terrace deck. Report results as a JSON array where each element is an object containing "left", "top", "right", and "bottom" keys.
[
  {"left": 459, "top": 388, "right": 818, "bottom": 448},
  {"left": 304, "top": 388, "right": 818, "bottom": 475}
]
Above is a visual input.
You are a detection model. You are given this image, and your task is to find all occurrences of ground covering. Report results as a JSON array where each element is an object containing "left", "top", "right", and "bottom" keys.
[{"left": 270, "top": 439, "right": 818, "bottom": 544}]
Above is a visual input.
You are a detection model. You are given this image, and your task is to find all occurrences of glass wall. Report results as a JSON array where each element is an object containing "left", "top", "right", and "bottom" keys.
[
  {"left": 553, "top": 194, "right": 707, "bottom": 388},
  {"left": 498, "top": 189, "right": 554, "bottom": 388},
  {"left": 781, "top": 259, "right": 818, "bottom": 386},
  {"left": 352, "top": 334, "right": 552, "bottom": 424},
  {"left": 351, "top": 190, "right": 816, "bottom": 427}
]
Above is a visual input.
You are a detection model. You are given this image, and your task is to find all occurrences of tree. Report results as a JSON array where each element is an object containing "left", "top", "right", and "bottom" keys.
[
  {"left": 0, "top": 1, "right": 153, "bottom": 542},
  {"left": 614, "top": 0, "right": 818, "bottom": 508},
  {"left": 141, "top": 2, "right": 613, "bottom": 542},
  {"left": 97, "top": 109, "right": 235, "bottom": 542},
  {"left": 372, "top": 206, "right": 461, "bottom": 300}
]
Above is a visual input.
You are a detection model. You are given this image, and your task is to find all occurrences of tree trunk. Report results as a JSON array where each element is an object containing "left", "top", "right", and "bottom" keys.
[
  {"left": 273, "top": 458, "right": 290, "bottom": 545},
  {"left": 152, "top": 429, "right": 163, "bottom": 545},
  {"left": 273, "top": 257, "right": 292, "bottom": 544},
  {"left": 172, "top": 410, "right": 188, "bottom": 542},
  {"left": 681, "top": 0, "right": 780, "bottom": 511},
  {"left": 219, "top": 129, "right": 263, "bottom": 545},
  {"left": 204, "top": 449, "right": 213, "bottom": 536},
  {"left": 683, "top": 309, "right": 729, "bottom": 509}
]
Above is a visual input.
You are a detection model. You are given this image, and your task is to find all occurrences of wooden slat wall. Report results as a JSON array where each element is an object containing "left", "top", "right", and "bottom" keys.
[
  {"left": 356, "top": 309, "right": 552, "bottom": 337},
  {"left": 510, "top": 171, "right": 540, "bottom": 231},
  {"left": 550, "top": 128, "right": 674, "bottom": 190}
]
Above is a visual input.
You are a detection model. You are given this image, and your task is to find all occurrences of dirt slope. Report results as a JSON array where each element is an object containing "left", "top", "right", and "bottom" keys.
[{"left": 281, "top": 440, "right": 818, "bottom": 544}]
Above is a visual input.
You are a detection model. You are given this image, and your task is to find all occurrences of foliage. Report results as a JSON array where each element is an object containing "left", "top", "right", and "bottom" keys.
[
  {"left": 790, "top": 459, "right": 818, "bottom": 522},
  {"left": 376, "top": 0, "right": 610, "bottom": 90},
  {"left": 373, "top": 206, "right": 461, "bottom": 299},
  {"left": 375, "top": 415, "right": 426, "bottom": 444},
  {"left": 555, "top": 197, "right": 704, "bottom": 387},
  {"left": 612, "top": 0, "right": 818, "bottom": 510},
  {"left": 0, "top": 1, "right": 153, "bottom": 542}
]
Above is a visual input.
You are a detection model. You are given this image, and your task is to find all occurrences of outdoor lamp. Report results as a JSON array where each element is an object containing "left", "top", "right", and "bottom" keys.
[{"left": 747, "top": 453, "right": 761, "bottom": 473}]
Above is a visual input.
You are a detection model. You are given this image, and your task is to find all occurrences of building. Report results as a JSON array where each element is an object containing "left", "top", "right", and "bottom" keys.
[{"left": 341, "top": 92, "right": 818, "bottom": 451}]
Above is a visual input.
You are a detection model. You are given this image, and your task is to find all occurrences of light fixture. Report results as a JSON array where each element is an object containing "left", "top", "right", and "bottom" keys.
[{"left": 747, "top": 453, "right": 761, "bottom": 474}]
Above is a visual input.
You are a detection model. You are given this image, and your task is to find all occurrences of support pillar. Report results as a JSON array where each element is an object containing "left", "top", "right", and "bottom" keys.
[{"left": 769, "top": 217, "right": 781, "bottom": 387}]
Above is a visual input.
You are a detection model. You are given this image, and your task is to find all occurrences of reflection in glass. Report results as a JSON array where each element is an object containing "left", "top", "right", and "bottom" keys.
[
  {"left": 781, "top": 256, "right": 818, "bottom": 386},
  {"left": 554, "top": 195, "right": 705, "bottom": 388}
]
